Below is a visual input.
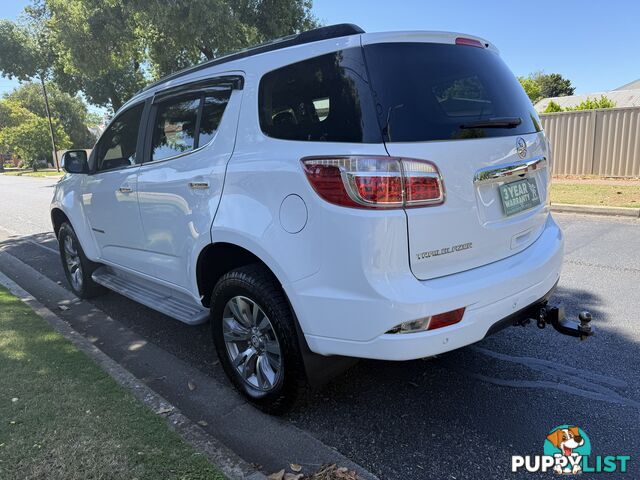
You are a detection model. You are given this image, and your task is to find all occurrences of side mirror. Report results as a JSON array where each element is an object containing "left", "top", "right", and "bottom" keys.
[{"left": 61, "top": 150, "right": 88, "bottom": 174}]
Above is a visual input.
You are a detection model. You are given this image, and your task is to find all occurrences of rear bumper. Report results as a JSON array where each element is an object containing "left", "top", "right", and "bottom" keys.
[{"left": 297, "top": 214, "right": 563, "bottom": 360}]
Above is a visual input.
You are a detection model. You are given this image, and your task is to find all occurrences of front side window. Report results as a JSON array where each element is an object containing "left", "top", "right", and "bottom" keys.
[
  {"left": 94, "top": 103, "right": 144, "bottom": 172},
  {"left": 259, "top": 49, "right": 382, "bottom": 143}
]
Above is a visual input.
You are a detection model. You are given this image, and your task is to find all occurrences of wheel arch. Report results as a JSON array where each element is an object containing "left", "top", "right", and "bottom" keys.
[
  {"left": 51, "top": 207, "right": 71, "bottom": 237},
  {"left": 196, "top": 242, "right": 284, "bottom": 308}
]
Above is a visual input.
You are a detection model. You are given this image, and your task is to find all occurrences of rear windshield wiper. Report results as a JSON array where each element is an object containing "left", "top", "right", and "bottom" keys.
[{"left": 460, "top": 117, "right": 522, "bottom": 129}]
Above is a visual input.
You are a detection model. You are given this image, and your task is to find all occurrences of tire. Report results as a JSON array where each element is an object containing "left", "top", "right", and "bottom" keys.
[
  {"left": 211, "top": 264, "right": 307, "bottom": 414},
  {"left": 57, "top": 222, "right": 106, "bottom": 299}
]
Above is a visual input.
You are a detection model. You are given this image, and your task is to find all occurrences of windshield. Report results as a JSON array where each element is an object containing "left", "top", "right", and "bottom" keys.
[{"left": 363, "top": 42, "right": 542, "bottom": 142}]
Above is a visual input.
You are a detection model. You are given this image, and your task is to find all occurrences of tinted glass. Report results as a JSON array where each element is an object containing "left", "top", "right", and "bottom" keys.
[
  {"left": 151, "top": 97, "right": 200, "bottom": 161},
  {"left": 363, "top": 43, "right": 542, "bottom": 142},
  {"left": 259, "top": 49, "right": 382, "bottom": 143},
  {"left": 198, "top": 91, "right": 231, "bottom": 146},
  {"left": 95, "top": 103, "right": 144, "bottom": 172}
]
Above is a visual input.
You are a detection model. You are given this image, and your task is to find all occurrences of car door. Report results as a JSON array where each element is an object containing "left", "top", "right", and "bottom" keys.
[
  {"left": 135, "top": 77, "right": 242, "bottom": 290},
  {"left": 82, "top": 101, "right": 148, "bottom": 271}
]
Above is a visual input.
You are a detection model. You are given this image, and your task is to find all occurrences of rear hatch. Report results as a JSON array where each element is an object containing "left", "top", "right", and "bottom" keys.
[{"left": 362, "top": 36, "right": 550, "bottom": 280}]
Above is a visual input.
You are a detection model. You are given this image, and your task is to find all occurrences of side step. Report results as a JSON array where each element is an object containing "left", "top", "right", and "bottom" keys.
[{"left": 92, "top": 266, "right": 209, "bottom": 325}]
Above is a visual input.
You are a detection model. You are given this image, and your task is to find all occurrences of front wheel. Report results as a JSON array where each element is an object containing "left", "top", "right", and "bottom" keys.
[
  {"left": 211, "top": 264, "right": 306, "bottom": 414},
  {"left": 57, "top": 222, "right": 105, "bottom": 299}
]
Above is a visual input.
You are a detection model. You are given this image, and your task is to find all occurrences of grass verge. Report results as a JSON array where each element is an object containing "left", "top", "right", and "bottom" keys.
[
  {"left": 1, "top": 170, "right": 63, "bottom": 177},
  {"left": 550, "top": 183, "right": 640, "bottom": 208},
  {"left": 0, "top": 286, "right": 225, "bottom": 480}
]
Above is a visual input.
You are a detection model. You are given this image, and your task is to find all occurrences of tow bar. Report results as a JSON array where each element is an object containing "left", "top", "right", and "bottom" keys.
[{"left": 531, "top": 305, "right": 594, "bottom": 341}]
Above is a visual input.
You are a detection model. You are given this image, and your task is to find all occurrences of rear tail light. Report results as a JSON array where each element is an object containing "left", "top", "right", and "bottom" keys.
[
  {"left": 386, "top": 307, "right": 465, "bottom": 334},
  {"left": 302, "top": 156, "right": 444, "bottom": 209}
]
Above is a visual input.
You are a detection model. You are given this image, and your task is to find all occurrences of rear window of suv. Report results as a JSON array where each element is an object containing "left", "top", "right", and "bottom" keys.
[
  {"left": 258, "top": 49, "right": 381, "bottom": 143},
  {"left": 362, "top": 42, "right": 542, "bottom": 142}
]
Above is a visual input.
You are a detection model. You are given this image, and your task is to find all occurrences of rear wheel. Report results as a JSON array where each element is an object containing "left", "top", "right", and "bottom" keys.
[
  {"left": 211, "top": 264, "right": 306, "bottom": 414},
  {"left": 57, "top": 222, "right": 105, "bottom": 299}
]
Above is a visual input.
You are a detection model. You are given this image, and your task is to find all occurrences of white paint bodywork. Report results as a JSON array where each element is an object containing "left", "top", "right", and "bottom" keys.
[{"left": 51, "top": 29, "right": 564, "bottom": 361}]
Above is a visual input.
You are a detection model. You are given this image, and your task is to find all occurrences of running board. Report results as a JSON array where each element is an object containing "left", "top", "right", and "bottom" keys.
[{"left": 91, "top": 266, "right": 209, "bottom": 325}]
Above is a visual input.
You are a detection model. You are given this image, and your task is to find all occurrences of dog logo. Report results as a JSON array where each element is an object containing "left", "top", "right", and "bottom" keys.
[
  {"left": 544, "top": 426, "right": 589, "bottom": 474},
  {"left": 512, "top": 424, "right": 630, "bottom": 474}
]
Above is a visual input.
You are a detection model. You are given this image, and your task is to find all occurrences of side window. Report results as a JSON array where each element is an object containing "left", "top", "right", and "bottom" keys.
[
  {"left": 151, "top": 96, "right": 200, "bottom": 161},
  {"left": 258, "top": 49, "right": 382, "bottom": 143},
  {"left": 198, "top": 91, "right": 232, "bottom": 146},
  {"left": 95, "top": 103, "right": 144, "bottom": 172},
  {"left": 149, "top": 89, "right": 232, "bottom": 162}
]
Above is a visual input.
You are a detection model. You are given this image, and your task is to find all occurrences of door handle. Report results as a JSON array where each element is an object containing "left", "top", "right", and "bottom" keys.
[
  {"left": 189, "top": 181, "right": 209, "bottom": 190},
  {"left": 118, "top": 186, "right": 133, "bottom": 193}
]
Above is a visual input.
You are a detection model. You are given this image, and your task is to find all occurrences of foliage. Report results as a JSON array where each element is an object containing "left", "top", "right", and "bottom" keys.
[
  {"left": 137, "top": 0, "right": 320, "bottom": 78},
  {"left": 0, "top": 20, "right": 41, "bottom": 81},
  {"left": 518, "top": 76, "right": 542, "bottom": 103},
  {"left": 542, "top": 96, "right": 616, "bottom": 113},
  {"left": 0, "top": 100, "right": 70, "bottom": 169},
  {"left": 543, "top": 100, "right": 564, "bottom": 113},
  {"left": 3, "top": 0, "right": 319, "bottom": 111},
  {"left": 566, "top": 95, "right": 616, "bottom": 111},
  {"left": 45, "top": 0, "right": 147, "bottom": 111},
  {"left": 536, "top": 72, "right": 575, "bottom": 98},
  {"left": 4, "top": 82, "right": 96, "bottom": 148},
  {"left": 519, "top": 71, "right": 575, "bottom": 103}
]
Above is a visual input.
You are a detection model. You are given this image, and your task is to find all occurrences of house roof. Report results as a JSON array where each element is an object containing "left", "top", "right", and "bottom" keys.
[
  {"left": 615, "top": 79, "right": 640, "bottom": 91},
  {"left": 535, "top": 88, "right": 640, "bottom": 112}
]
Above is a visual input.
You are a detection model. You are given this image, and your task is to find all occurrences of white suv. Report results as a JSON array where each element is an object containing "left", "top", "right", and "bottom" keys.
[{"left": 52, "top": 24, "right": 564, "bottom": 413}]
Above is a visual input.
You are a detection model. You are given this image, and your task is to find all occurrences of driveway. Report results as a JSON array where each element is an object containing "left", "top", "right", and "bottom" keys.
[{"left": 1, "top": 174, "right": 639, "bottom": 479}]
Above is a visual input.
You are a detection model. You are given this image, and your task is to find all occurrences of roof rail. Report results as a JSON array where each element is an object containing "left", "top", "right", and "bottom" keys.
[{"left": 141, "top": 23, "right": 365, "bottom": 93}]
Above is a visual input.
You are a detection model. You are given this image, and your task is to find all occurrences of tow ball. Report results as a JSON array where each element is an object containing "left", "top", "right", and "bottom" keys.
[{"left": 534, "top": 305, "right": 594, "bottom": 341}]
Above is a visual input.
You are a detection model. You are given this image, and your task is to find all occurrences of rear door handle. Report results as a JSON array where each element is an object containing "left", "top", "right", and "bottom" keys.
[
  {"left": 189, "top": 181, "right": 209, "bottom": 190},
  {"left": 118, "top": 186, "right": 133, "bottom": 193}
]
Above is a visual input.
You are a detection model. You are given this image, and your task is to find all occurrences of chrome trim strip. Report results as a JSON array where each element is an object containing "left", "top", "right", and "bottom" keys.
[{"left": 473, "top": 156, "right": 547, "bottom": 185}]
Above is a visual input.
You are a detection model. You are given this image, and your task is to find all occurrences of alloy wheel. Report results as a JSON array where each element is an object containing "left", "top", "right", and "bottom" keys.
[
  {"left": 222, "top": 295, "right": 282, "bottom": 392},
  {"left": 63, "top": 235, "right": 83, "bottom": 291}
]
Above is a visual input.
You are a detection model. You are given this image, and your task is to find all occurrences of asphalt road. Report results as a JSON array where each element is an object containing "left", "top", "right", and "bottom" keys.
[{"left": 1, "top": 174, "right": 639, "bottom": 479}]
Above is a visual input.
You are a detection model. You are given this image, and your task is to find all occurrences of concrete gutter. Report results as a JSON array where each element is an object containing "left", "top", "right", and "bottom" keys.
[
  {"left": 551, "top": 203, "right": 640, "bottom": 218},
  {"left": 0, "top": 268, "right": 267, "bottom": 480}
]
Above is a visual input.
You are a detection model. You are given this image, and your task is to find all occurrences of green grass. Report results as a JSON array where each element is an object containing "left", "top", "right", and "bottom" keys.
[
  {"left": 2, "top": 170, "right": 63, "bottom": 178},
  {"left": 0, "top": 286, "right": 225, "bottom": 480},
  {"left": 550, "top": 183, "right": 640, "bottom": 208}
]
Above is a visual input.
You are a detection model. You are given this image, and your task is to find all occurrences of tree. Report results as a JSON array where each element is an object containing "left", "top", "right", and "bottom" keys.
[
  {"left": 0, "top": 7, "right": 64, "bottom": 170},
  {"left": 518, "top": 76, "right": 542, "bottom": 103},
  {"left": 135, "top": 0, "right": 320, "bottom": 78},
  {"left": 46, "top": 0, "right": 146, "bottom": 111},
  {"left": 5, "top": 82, "right": 96, "bottom": 149},
  {"left": 519, "top": 72, "right": 575, "bottom": 103},
  {"left": 535, "top": 72, "right": 575, "bottom": 98},
  {"left": 0, "top": 100, "right": 70, "bottom": 169}
]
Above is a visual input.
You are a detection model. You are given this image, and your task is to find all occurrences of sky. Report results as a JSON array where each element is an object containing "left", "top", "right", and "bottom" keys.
[{"left": 1, "top": 0, "right": 639, "bottom": 105}]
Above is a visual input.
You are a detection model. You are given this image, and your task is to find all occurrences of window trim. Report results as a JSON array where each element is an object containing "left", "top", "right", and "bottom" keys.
[
  {"left": 141, "top": 83, "right": 234, "bottom": 166},
  {"left": 89, "top": 99, "right": 150, "bottom": 175}
]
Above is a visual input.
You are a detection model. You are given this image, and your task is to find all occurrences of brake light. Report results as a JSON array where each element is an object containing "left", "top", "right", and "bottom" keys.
[
  {"left": 455, "top": 37, "right": 485, "bottom": 48},
  {"left": 301, "top": 156, "right": 443, "bottom": 209},
  {"left": 427, "top": 308, "right": 466, "bottom": 330}
]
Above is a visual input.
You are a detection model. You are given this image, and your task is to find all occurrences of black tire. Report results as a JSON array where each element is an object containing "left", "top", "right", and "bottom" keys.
[
  {"left": 57, "top": 222, "right": 106, "bottom": 299},
  {"left": 211, "top": 264, "right": 307, "bottom": 414}
]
